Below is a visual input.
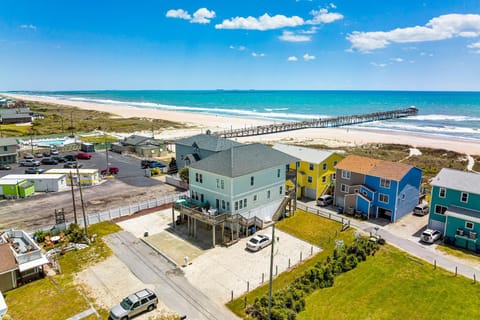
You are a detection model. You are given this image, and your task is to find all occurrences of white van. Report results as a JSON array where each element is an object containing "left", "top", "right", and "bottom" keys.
[
  {"left": 413, "top": 203, "right": 429, "bottom": 216},
  {"left": 317, "top": 195, "right": 333, "bottom": 206}
]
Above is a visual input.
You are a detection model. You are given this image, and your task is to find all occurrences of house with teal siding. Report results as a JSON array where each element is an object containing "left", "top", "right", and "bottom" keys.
[
  {"left": 428, "top": 168, "right": 480, "bottom": 252},
  {"left": 188, "top": 143, "right": 299, "bottom": 222},
  {"left": 334, "top": 155, "right": 422, "bottom": 223}
]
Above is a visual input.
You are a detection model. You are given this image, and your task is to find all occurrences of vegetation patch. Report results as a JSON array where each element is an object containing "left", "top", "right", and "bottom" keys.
[{"left": 436, "top": 243, "right": 480, "bottom": 263}]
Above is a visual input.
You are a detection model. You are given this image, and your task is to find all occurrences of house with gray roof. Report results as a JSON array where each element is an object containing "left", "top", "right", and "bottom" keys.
[
  {"left": 175, "top": 133, "right": 241, "bottom": 170},
  {"left": 0, "top": 138, "right": 19, "bottom": 165},
  {"left": 188, "top": 143, "right": 299, "bottom": 222},
  {"left": 428, "top": 168, "right": 480, "bottom": 252},
  {"left": 111, "top": 134, "right": 168, "bottom": 157}
]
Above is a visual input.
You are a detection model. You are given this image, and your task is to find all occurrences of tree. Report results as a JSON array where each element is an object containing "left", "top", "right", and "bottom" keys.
[{"left": 179, "top": 167, "right": 189, "bottom": 183}]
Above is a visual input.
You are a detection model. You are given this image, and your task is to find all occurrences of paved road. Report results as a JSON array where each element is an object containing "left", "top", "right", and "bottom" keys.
[{"left": 105, "top": 231, "right": 239, "bottom": 320}]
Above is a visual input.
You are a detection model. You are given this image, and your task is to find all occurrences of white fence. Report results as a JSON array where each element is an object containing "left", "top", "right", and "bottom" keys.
[{"left": 296, "top": 202, "right": 350, "bottom": 227}]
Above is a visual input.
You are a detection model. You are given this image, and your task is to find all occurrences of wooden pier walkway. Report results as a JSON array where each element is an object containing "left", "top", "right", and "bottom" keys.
[{"left": 214, "top": 106, "right": 418, "bottom": 138}]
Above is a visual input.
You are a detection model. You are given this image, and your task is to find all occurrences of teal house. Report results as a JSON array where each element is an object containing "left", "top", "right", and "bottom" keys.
[
  {"left": 188, "top": 143, "right": 299, "bottom": 222},
  {"left": 428, "top": 168, "right": 480, "bottom": 252}
]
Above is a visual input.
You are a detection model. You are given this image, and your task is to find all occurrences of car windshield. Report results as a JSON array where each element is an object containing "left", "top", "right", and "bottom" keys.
[
  {"left": 249, "top": 238, "right": 259, "bottom": 244},
  {"left": 120, "top": 297, "right": 133, "bottom": 310},
  {"left": 422, "top": 232, "right": 431, "bottom": 237}
]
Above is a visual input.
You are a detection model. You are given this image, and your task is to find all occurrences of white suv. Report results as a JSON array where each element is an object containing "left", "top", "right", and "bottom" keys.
[
  {"left": 109, "top": 289, "right": 158, "bottom": 320},
  {"left": 19, "top": 159, "right": 40, "bottom": 167},
  {"left": 421, "top": 229, "right": 441, "bottom": 243}
]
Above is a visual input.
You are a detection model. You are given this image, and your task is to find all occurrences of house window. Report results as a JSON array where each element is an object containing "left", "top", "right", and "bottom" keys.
[
  {"left": 235, "top": 201, "right": 238, "bottom": 211},
  {"left": 434, "top": 205, "right": 447, "bottom": 215},
  {"left": 307, "top": 176, "right": 313, "bottom": 183},
  {"left": 199, "top": 174, "right": 203, "bottom": 183},
  {"left": 439, "top": 187, "right": 446, "bottom": 198},
  {"left": 227, "top": 202, "right": 230, "bottom": 211},
  {"left": 3, "top": 146, "right": 6, "bottom": 152},
  {"left": 216, "top": 179, "right": 219, "bottom": 188},
  {"left": 277, "top": 169, "right": 281, "bottom": 178},
  {"left": 341, "top": 170, "right": 351, "bottom": 179},
  {"left": 309, "top": 163, "right": 314, "bottom": 171},
  {"left": 200, "top": 194, "right": 204, "bottom": 202},
  {"left": 379, "top": 193, "right": 389, "bottom": 203},
  {"left": 267, "top": 190, "right": 271, "bottom": 199},
  {"left": 195, "top": 173, "right": 199, "bottom": 182},
  {"left": 465, "top": 221, "right": 474, "bottom": 230},
  {"left": 221, "top": 180, "right": 224, "bottom": 189},
  {"left": 333, "top": 160, "right": 338, "bottom": 167},
  {"left": 222, "top": 200, "right": 225, "bottom": 210},
  {"left": 244, "top": 199, "right": 247, "bottom": 207},
  {"left": 322, "top": 163, "right": 327, "bottom": 171},
  {"left": 361, "top": 190, "right": 368, "bottom": 196},
  {"left": 250, "top": 176, "right": 254, "bottom": 186},
  {"left": 321, "top": 176, "right": 326, "bottom": 183},
  {"left": 340, "top": 184, "right": 349, "bottom": 193},
  {"left": 253, "top": 195, "right": 257, "bottom": 201},
  {"left": 380, "top": 178, "right": 391, "bottom": 188},
  {"left": 280, "top": 186, "right": 283, "bottom": 194},
  {"left": 401, "top": 193, "right": 406, "bottom": 200},
  {"left": 332, "top": 173, "right": 336, "bottom": 180},
  {"left": 239, "top": 200, "right": 243, "bottom": 209},
  {"left": 461, "top": 192, "right": 469, "bottom": 203}
]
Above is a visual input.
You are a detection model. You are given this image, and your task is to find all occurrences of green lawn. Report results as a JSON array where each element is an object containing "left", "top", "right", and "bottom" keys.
[{"left": 4, "top": 222, "right": 122, "bottom": 320}]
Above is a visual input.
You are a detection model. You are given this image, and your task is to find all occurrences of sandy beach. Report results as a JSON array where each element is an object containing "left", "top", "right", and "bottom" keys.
[{"left": 6, "top": 93, "right": 480, "bottom": 156}]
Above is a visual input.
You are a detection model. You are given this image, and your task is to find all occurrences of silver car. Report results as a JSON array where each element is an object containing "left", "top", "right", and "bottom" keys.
[{"left": 109, "top": 288, "right": 158, "bottom": 320}]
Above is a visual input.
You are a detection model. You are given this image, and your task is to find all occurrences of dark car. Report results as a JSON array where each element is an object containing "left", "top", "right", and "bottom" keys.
[
  {"left": 52, "top": 156, "right": 67, "bottom": 163},
  {"left": 77, "top": 152, "right": 92, "bottom": 160},
  {"left": 41, "top": 157, "right": 59, "bottom": 165},
  {"left": 101, "top": 166, "right": 119, "bottom": 175},
  {"left": 64, "top": 162, "right": 83, "bottom": 168},
  {"left": 0, "top": 164, "right": 12, "bottom": 170},
  {"left": 42, "top": 151, "right": 51, "bottom": 157},
  {"left": 25, "top": 167, "right": 45, "bottom": 174},
  {"left": 64, "top": 154, "right": 77, "bottom": 161},
  {"left": 141, "top": 160, "right": 166, "bottom": 169}
]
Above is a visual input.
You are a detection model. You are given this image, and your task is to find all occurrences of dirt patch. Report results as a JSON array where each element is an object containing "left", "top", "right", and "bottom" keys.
[{"left": 112, "top": 203, "right": 172, "bottom": 223}]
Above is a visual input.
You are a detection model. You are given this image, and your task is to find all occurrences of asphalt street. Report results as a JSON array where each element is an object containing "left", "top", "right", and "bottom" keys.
[{"left": 105, "top": 231, "right": 239, "bottom": 320}]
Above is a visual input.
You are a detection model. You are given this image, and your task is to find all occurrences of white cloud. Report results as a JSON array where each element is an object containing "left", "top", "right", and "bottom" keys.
[
  {"left": 307, "top": 8, "right": 343, "bottom": 24},
  {"left": 279, "top": 31, "right": 311, "bottom": 42},
  {"left": 166, "top": 9, "right": 191, "bottom": 20},
  {"left": 191, "top": 8, "right": 216, "bottom": 24},
  {"left": 370, "top": 62, "right": 387, "bottom": 68},
  {"left": 300, "top": 27, "right": 318, "bottom": 34},
  {"left": 20, "top": 24, "right": 37, "bottom": 31},
  {"left": 390, "top": 57, "right": 404, "bottom": 62},
  {"left": 230, "top": 45, "right": 246, "bottom": 51},
  {"left": 287, "top": 56, "right": 298, "bottom": 61},
  {"left": 215, "top": 13, "right": 304, "bottom": 30},
  {"left": 330, "top": 3, "right": 337, "bottom": 9},
  {"left": 252, "top": 52, "right": 266, "bottom": 57},
  {"left": 303, "top": 53, "right": 316, "bottom": 61},
  {"left": 347, "top": 14, "right": 480, "bottom": 52},
  {"left": 468, "top": 41, "right": 480, "bottom": 49}
]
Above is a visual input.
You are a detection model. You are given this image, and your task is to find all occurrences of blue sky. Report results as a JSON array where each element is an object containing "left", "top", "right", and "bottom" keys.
[{"left": 1, "top": 0, "right": 480, "bottom": 91}]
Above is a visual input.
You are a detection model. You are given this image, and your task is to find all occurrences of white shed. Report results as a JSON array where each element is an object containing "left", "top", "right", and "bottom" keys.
[
  {"left": 45, "top": 169, "right": 100, "bottom": 186},
  {"left": 1, "top": 174, "right": 68, "bottom": 192}
]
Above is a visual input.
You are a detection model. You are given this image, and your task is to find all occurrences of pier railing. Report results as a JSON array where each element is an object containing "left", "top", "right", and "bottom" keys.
[{"left": 214, "top": 106, "right": 418, "bottom": 138}]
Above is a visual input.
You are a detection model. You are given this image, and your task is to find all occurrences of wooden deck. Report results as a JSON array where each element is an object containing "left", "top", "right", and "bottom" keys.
[{"left": 214, "top": 106, "right": 418, "bottom": 138}]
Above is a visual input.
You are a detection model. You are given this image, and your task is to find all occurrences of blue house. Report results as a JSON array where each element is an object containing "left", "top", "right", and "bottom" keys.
[
  {"left": 334, "top": 155, "right": 422, "bottom": 223},
  {"left": 175, "top": 133, "right": 241, "bottom": 170}
]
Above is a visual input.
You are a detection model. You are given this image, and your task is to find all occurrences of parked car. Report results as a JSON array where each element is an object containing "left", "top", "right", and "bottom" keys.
[
  {"left": 317, "top": 194, "right": 333, "bottom": 206},
  {"left": 42, "top": 151, "right": 51, "bottom": 157},
  {"left": 64, "top": 162, "right": 83, "bottom": 168},
  {"left": 41, "top": 157, "right": 59, "bottom": 165},
  {"left": 0, "top": 164, "right": 12, "bottom": 170},
  {"left": 413, "top": 203, "right": 429, "bottom": 216},
  {"left": 77, "top": 152, "right": 92, "bottom": 160},
  {"left": 23, "top": 153, "right": 34, "bottom": 159},
  {"left": 64, "top": 154, "right": 77, "bottom": 161},
  {"left": 25, "top": 167, "right": 45, "bottom": 174},
  {"left": 34, "top": 152, "right": 44, "bottom": 158},
  {"left": 421, "top": 229, "right": 442, "bottom": 243},
  {"left": 141, "top": 160, "right": 166, "bottom": 169},
  {"left": 246, "top": 234, "right": 272, "bottom": 252},
  {"left": 109, "top": 289, "right": 158, "bottom": 320},
  {"left": 101, "top": 166, "right": 119, "bottom": 175},
  {"left": 52, "top": 156, "right": 67, "bottom": 163},
  {"left": 50, "top": 149, "right": 59, "bottom": 155},
  {"left": 19, "top": 159, "right": 41, "bottom": 167}
]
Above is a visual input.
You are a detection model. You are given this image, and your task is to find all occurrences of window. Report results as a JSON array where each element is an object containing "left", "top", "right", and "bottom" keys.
[
  {"left": 227, "top": 202, "right": 230, "bottom": 211},
  {"left": 216, "top": 179, "right": 219, "bottom": 188},
  {"left": 401, "top": 193, "right": 406, "bottom": 200},
  {"left": 239, "top": 200, "right": 243, "bottom": 209},
  {"left": 465, "top": 221, "right": 474, "bottom": 230},
  {"left": 195, "top": 173, "right": 199, "bottom": 182},
  {"left": 199, "top": 174, "right": 203, "bottom": 183},
  {"left": 361, "top": 190, "right": 368, "bottom": 196},
  {"left": 200, "top": 194, "right": 204, "bottom": 202},
  {"left": 3, "top": 146, "right": 7, "bottom": 152},
  {"left": 461, "top": 192, "right": 469, "bottom": 203},
  {"left": 333, "top": 160, "right": 338, "bottom": 167},
  {"left": 439, "top": 187, "right": 446, "bottom": 198},
  {"left": 133, "top": 302, "right": 140, "bottom": 309},
  {"left": 277, "top": 169, "right": 281, "bottom": 178},
  {"left": 253, "top": 195, "right": 257, "bottom": 201},
  {"left": 340, "top": 184, "right": 349, "bottom": 193},
  {"left": 307, "top": 176, "right": 313, "bottom": 183},
  {"left": 309, "top": 163, "right": 314, "bottom": 171},
  {"left": 341, "top": 170, "right": 351, "bottom": 179},
  {"left": 222, "top": 200, "right": 225, "bottom": 209},
  {"left": 221, "top": 180, "right": 224, "bottom": 189},
  {"left": 244, "top": 199, "right": 247, "bottom": 207},
  {"left": 380, "top": 178, "right": 391, "bottom": 188},
  {"left": 379, "top": 193, "right": 389, "bottom": 203},
  {"left": 321, "top": 176, "right": 326, "bottom": 183},
  {"left": 267, "top": 190, "right": 271, "bottom": 199},
  {"left": 434, "top": 205, "right": 447, "bottom": 215},
  {"left": 235, "top": 201, "right": 238, "bottom": 211},
  {"left": 250, "top": 176, "right": 254, "bottom": 186},
  {"left": 280, "top": 186, "right": 283, "bottom": 194},
  {"left": 322, "top": 163, "right": 327, "bottom": 171},
  {"left": 332, "top": 173, "right": 336, "bottom": 180}
]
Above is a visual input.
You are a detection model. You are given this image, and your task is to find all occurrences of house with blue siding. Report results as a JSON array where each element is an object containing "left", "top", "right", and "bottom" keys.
[
  {"left": 334, "top": 155, "right": 422, "bottom": 223},
  {"left": 175, "top": 133, "right": 241, "bottom": 170},
  {"left": 188, "top": 143, "right": 299, "bottom": 222},
  {"left": 428, "top": 168, "right": 480, "bottom": 252}
]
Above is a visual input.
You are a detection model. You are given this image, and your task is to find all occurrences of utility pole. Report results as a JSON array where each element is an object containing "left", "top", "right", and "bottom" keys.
[
  {"left": 69, "top": 172, "right": 78, "bottom": 224},
  {"left": 76, "top": 164, "right": 88, "bottom": 239},
  {"left": 105, "top": 131, "right": 109, "bottom": 173}
]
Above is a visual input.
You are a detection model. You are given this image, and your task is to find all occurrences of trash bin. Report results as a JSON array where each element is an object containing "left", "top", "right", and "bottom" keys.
[
  {"left": 249, "top": 226, "right": 256, "bottom": 235},
  {"left": 338, "top": 207, "right": 344, "bottom": 214},
  {"left": 144, "top": 231, "right": 149, "bottom": 237}
]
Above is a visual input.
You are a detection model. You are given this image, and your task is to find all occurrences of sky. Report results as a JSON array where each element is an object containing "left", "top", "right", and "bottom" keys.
[{"left": 1, "top": 0, "right": 480, "bottom": 91}]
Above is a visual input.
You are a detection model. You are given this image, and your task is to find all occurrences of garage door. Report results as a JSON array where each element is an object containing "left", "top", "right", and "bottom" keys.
[
  {"left": 429, "top": 219, "right": 445, "bottom": 232},
  {"left": 304, "top": 187, "right": 316, "bottom": 200}
]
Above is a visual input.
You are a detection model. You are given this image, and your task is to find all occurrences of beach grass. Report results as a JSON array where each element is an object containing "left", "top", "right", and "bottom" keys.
[
  {"left": 3, "top": 221, "right": 121, "bottom": 320},
  {"left": 436, "top": 243, "right": 480, "bottom": 263}
]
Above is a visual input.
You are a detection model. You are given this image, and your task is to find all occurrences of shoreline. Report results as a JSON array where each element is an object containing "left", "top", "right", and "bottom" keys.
[{"left": 5, "top": 93, "right": 480, "bottom": 156}]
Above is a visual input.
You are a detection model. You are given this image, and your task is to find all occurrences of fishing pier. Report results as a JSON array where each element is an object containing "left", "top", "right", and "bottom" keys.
[{"left": 214, "top": 106, "right": 418, "bottom": 138}]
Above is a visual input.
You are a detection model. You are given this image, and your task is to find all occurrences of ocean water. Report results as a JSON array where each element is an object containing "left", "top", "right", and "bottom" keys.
[{"left": 16, "top": 90, "right": 480, "bottom": 141}]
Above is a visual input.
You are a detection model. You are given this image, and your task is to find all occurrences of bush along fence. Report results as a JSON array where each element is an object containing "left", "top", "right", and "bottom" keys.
[{"left": 246, "top": 236, "right": 384, "bottom": 320}]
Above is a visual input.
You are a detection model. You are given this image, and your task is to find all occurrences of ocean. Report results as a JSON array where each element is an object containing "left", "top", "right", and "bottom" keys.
[{"left": 16, "top": 90, "right": 480, "bottom": 142}]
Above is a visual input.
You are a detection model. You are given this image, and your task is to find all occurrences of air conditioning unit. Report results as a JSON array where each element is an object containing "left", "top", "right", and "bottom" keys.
[
  {"left": 456, "top": 228, "right": 464, "bottom": 236},
  {"left": 469, "top": 231, "right": 477, "bottom": 239}
]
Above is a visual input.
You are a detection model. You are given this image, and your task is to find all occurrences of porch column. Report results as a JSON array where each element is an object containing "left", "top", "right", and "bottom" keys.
[{"left": 212, "top": 223, "right": 216, "bottom": 248}]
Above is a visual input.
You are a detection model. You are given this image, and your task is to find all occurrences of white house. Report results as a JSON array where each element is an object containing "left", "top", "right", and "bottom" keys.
[
  {"left": 45, "top": 169, "right": 100, "bottom": 186},
  {"left": 2, "top": 174, "right": 68, "bottom": 192}
]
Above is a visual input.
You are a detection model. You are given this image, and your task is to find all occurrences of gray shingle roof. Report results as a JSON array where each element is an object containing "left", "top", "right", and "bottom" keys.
[
  {"left": 189, "top": 143, "right": 299, "bottom": 177},
  {"left": 272, "top": 143, "right": 338, "bottom": 164},
  {"left": 431, "top": 168, "right": 480, "bottom": 194},
  {"left": 0, "top": 137, "right": 18, "bottom": 147},
  {"left": 123, "top": 135, "right": 152, "bottom": 146},
  {"left": 175, "top": 134, "right": 241, "bottom": 152}
]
